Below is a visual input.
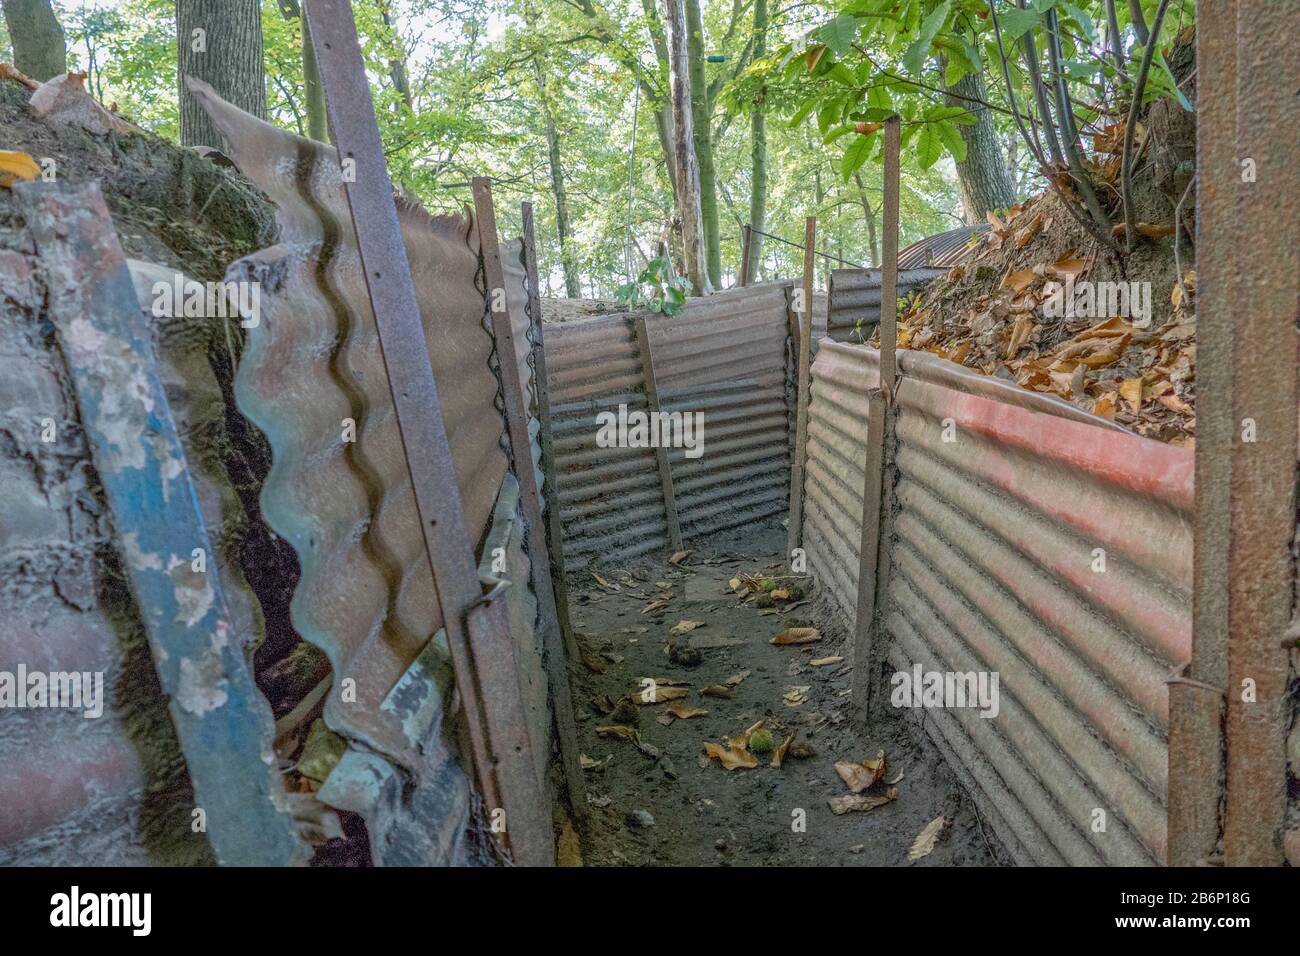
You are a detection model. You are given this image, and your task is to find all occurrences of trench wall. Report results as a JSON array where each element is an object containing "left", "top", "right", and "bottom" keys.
[
  {"left": 803, "top": 340, "right": 1193, "bottom": 866},
  {"left": 543, "top": 283, "right": 796, "bottom": 567}
]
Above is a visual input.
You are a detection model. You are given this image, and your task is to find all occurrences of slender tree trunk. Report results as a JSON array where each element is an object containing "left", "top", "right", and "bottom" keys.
[
  {"left": 176, "top": 0, "right": 266, "bottom": 148},
  {"left": 853, "top": 172, "right": 879, "bottom": 266},
  {"left": 300, "top": 12, "right": 328, "bottom": 142},
  {"left": 942, "top": 62, "right": 1017, "bottom": 223},
  {"left": 378, "top": 1, "right": 414, "bottom": 111},
  {"left": 684, "top": 0, "right": 719, "bottom": 288},
  {"left": 664, "top": 0, "right": 710, "bottom": 293},
  {"left": 533, "top": 57, "right": 580, "bottom": 298},
  {"left": 2, "top": 0, "right": 64, "bottom": 81},
  {"left": 746, "top": 0, "right": 767, "bottom": 284}
]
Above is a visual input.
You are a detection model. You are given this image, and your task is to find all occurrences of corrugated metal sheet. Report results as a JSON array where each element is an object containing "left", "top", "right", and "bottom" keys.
[
  {"left": 194, "top": 82, "right": 506, "bottom": 858},
  {"left": 803, "top": 340, "right": 1192, "bottom": 866},
  {"left": 897, "top": 224, "right": 987, "bottom": 269},
  {"left": 826, "top": 268, "right": 945, "bottom": 342},
  {"left": 544, "top": 284, "right": 793, "bottom": 566}
]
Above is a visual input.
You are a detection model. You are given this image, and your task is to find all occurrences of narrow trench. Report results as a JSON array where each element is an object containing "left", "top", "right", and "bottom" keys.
[{"left": 565, "top": 518, "right": 1002, "bottom": 867}]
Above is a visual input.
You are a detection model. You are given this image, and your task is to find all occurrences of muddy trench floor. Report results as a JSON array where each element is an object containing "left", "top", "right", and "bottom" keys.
[{"left": 566, "top": 518, "right": 1003, "bottom": 867}]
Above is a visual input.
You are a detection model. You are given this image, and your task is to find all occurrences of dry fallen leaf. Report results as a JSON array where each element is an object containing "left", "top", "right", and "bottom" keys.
[
  {"left": 703, "top": 741, "right": 758, "bottom": 770},
  {"left": 1119, "top": 377, "right": 1144, "bottom": 413},
  {"left": 668, "top": 549, "right": 692, "bottom": 565},
  {"left": 592, "top": 572, "right": 619, "bottom": 591},
  {"left": 1002, "top": 269, "right": 1037, "bottom": 295},
  {"left": 701, "top": 684, "right": 734, "bottom": 699},
  {"left": 770, "top": 627, "right": 820, "bottom": 646},
  {"left": 783, "top": 686, "right": 810, "bottom": 707},
  {"left": 770, "top": 734, "right": 796, "bottom": 768},
  {"left": 770, "top": 588, "right": 790, "bottom": 600},
  {"left": 596, "top": 724, "right": 638, "bottom": 739},
  {"left": 829, "top": 787, "right": 898, "bottom": 815},
  {"left": 908, "top": 815, "right": 948, "bottom": 860},
  {"left": 632, "top": 682, "right": 690, "bottom": 704},
  {"left": 663, "top": 700, "right": 708, "bottom": 721},
  {"left": 810, "top": 656, "right": 843, "bottom": 667},
  {"left": 0, "top": 150, "right": 40, "bottom": 188},
  {"left": 669, "top": 619, "right": 705, "bottom": 637},
  {"left": 835, "top": 751, "right": 887, "bottom": 793},
  {"left": 725, "top": 670, "right": 751, "bottom": 686},
  {"left": 641, "top": 598, "right": 669, "bottom": 615}
]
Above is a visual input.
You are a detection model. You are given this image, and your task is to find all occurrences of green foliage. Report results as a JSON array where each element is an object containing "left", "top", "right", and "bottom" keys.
[{"left": 615, "top": 257, "right": 693, "bottom": 316}]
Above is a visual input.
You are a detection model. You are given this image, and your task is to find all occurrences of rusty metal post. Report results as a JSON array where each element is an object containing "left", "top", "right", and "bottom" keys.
[
  {"left": 521, "top": 201, "right": 578, "bottom": 660},
  {"left": 739, "top": 224, "right": 752, "bottom": 288},
  {"left": 1220, "top": 0, "right": 1299, "bottom": 866},
  {"left": 879, "top": 115, "right": 901, "bottom": 398},
  {"left": 1169, "top": 0, "right": 1235, "bottom": 867},
  {"left": 305, "top": 0, "right": 552, "bottom": 866},
  {"left": 634, "top": 314, "right": 685, "bottom": 551},
  {"left": 473, "top": 178, "right": 586, "bottom": 819},
  {"left": 853, "top": 115, "right": 902, "bottom": 721},
  {"left": 786, "top": 216, "right": 817, "bottom": 556}
]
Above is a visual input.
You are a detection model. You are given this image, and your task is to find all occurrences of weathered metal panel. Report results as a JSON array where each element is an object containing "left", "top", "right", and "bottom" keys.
[
  {"left": 826, "top": 268, "right": 945, "bottom": 342},
  {"left": 803, "top": 340, "right": 1193, "bottom": 866},
  {"left": 192, "top": 81, "right": 507, "bottom": 770},
  {"left": 896, "top": 224, "right": 987, "bottom": 269},
  {"left": 16, "top": 181, "right": 309, "bottom": 866},
  {"left": 544, "top": 284, "right": 793, "bottom": 566}
]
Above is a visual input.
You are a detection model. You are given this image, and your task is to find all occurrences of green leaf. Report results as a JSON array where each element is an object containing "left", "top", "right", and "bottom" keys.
[
  {"left": 926, "top": 104, "right": 976, "bottom": 125},
  {"left": 935, "top": 120, "right": 967, "bottom": 162},
  {"left": 816, "top": 14, "right": 860, "bottom": 56},
  {"left": 901, "top": 1, "right": 950, "bottom": 75},
  {"left": 866, "top": 84, "right": 893, "bottom": 113},
  {"left": 788, "top": 97, "right": 817, "bottom": 128},
  {"left": 841, "top": 132, "right": 874, "bottom": 181},
  {"left": 915, "top": 123, "right": 944, "bottom": 169},
  {"left": 827, "top": 62, "right": 859, "bottom": 87},
  {"left": 995, "top": 6, "right": 1039, "bottom": 41},
  {"left": 824, "top": 123, "right": 856, "bottom": 144}
]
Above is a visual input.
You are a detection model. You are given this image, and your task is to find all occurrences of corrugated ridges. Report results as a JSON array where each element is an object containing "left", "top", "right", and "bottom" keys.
[
  {"left": 803, "top": 340, "right": 1193, "bottom": 866},
  {"left": 195, "top": 83, "right": 507, "bottom": 770},
  {"left": 826, "top": 268, "right": 946, "bottom": 342},
  {"left": 543, "top": 285, "right": 793, "bottom": 567}
]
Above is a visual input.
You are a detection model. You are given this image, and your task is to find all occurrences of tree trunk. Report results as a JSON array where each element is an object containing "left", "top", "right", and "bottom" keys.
[
  {"left": 664, "top": 0, "right": 710, "bottom": 293},
  {"left": 300, "top": 12, "right": 328, "bottom": 142},
  {"left": 176, "top": 0, "right": 266, "bottom": 148},
  {"left": 2, "top": 0, "right": 64, "bottom": 81},
  {"left": 683, "top": 0, "right": 719, "bottom": 289},
  {"left": 533, "top": 57, "right": 581, "bottom": 298},
  {"left": 746, "top": 0, "right": 767, "bottom": 285},
  {"left": 853, "top": 172, "right": 879, "bottom": 266},
  {"left": 942, "top": 64, "right": 1016, "bottom": 223},
  {"left": 378, "top": 1, "right": 414, "bottom": 112}
]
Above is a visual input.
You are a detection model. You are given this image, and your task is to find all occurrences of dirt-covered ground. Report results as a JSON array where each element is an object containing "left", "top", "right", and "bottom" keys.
[{"left": 567, "top": 518, "right": 1001, "bottom": 867}]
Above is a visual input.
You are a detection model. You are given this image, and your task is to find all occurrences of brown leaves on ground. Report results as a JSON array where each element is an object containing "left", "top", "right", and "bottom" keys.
[
  {"left": 703, "top": 740, "right": 759, "bottom": 770},
  {"left": 829, "top": 788, "right": 899, "bottom": 815},
  {"left": 657, "top": 700, "right": 708, "bottom": 725},
  {"left": 0, "top": 150, "right": 39, "bottom": 188},
  {"left": 669, "top": 619, "right": 705, "bottom": 637},
  {"left": 834, "top": 751, "right": 887, "bottom": 793},
  {"left": 631, "top": 681, "right": 689, "bottom": 704},
  {"left": 770, "top": 627, "right": 820, "bottom": 646},
  {"left": 668, "top": 549, "right": 692, "bottom": 565},
  {"left": 908, "top": 815, "right": 948, "bottom": 861},
  {"left": 878, "top": 189, "right": 1196, "bottom": 446}
]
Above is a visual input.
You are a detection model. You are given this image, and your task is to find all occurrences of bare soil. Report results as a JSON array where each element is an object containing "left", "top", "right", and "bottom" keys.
[{"left": 568, "top": 518, "right": 1001, "bottom": 867}]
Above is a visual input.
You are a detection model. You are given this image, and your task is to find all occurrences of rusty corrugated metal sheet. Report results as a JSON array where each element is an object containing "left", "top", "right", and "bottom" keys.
[
  {"left": 804, "top": 340, "right": 1192, "bottom": 866},
  {"left": 192, "top": 84, "right": 506, "bottom": 789},
  {"left": 544, "top": 284, "right": 792, "bottom": 566},
  {"left": 826, "top": 268, "right": 945, "bottom": 342},
  {"left": 896, "top": 224, "right": 987, "bottom": 269}
]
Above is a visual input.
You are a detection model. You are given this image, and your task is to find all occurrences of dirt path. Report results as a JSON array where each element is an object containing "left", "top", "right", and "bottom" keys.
[{"left": 568, "top": 519, "right": 1002, "bottom": 867}]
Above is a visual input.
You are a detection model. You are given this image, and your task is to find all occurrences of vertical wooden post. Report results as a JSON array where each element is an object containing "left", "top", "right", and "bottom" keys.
[
  {"left": 520, "top": 201, "right": 578, "bottom": 662},
  {"left": 786, "top": 216, "right": 816, "bottom": 557},
  {"left": 634, "top": 315, "right": 684, "bottom": 551},
  {"left": 1169, "top": 0, "right": 1235, "bottom": 868},
  {"left": 879, "top": 115, "right": 901, "bottom": 397},
  {"left": 853, "top": 115, "right": 901, "bottom": 722},
  {"left": 739, "top": 224, "right": 753, "bottom": 287},
  {"left": 472, "top": 177, "right": 586, "bottom": 818}
]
